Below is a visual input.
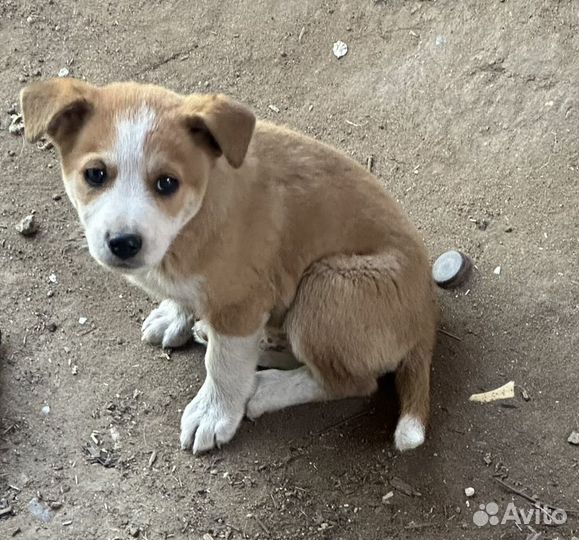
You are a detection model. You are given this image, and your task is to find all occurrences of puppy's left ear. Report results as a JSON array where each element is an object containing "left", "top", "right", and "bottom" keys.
[
  {"left": 20, "top": 78, "right": 94, "bottom": 150},
  {"left": 183, "top": 95, "right": 256, "bottom": 168}
]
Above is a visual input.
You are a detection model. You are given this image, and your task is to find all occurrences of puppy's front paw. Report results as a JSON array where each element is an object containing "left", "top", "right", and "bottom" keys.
[
  {"left": 141, "top": 300, "right": 193, "bottom": 349},
  {"left": 180, "top": 381, "right": 244, "bottom": 454}
]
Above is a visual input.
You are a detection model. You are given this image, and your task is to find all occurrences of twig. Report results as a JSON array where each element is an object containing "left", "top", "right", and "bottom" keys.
[
  {"left": 494, "top": 477, "right": 578, "bottom": 515},
  {"left": 253, "top": 516, "right": 270, "bottom": 536},
  {"left": 78, "top": 327, "right": 97, "bottom": 337},
  {"left": 0, "top": 506, "right": 13, "bottom": 517},
  {"left": 317, "top": 409, "right": 373, "bottom": 435},
  {"left": 438, "top": 328, "right": 462, "bottom": 341}
]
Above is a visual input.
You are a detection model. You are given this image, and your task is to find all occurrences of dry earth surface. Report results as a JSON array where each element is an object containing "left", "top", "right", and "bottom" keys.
[{"left": 0, "top": 1, "right": 577, "bottom": 539}]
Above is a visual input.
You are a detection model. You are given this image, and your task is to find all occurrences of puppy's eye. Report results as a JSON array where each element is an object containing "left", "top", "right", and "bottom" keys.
[
  {"left": 155, "top": 176, "right": 179, "bottom": 196},
  {"left": 84, "top": 167, "right": 107, "bottom": 187}
]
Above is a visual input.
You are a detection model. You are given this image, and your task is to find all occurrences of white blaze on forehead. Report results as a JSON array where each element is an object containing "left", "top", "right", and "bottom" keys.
[{"left": 114, "top": 106, "right": 156, "bottom": 192}]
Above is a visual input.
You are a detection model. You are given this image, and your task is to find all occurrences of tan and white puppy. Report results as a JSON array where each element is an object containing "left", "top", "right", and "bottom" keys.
[{"left": 20, "top": 79, "right": 438, "bottom": 454}]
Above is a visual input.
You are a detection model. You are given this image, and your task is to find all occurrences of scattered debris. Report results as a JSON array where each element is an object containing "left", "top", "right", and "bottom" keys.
[
  {"left": 464, "top": 487, "right": 475, "bottom": 497},
  {"left": 58, "top": 67, "right": 70, "bottom": 77},
  {"left": 504, "top": 226, "right": 513, "bottom": 233},
  {"left": 432, "top": 250, "right": 472, "bottom": 288},
  {"left": 15, "top": 214, "right": 38, "bottom": 237},
  {"left": 47, "top": 322, "right": 57, "bottom": 333},
  {"left": 298, "top": 26, "right": 306, "bottom": 43},
  {"left": 567, "top": 431, "right": 579, "bottom": 445},
  {"left": 36, "top": 139, "right": 53, "bottom": 151},
  {"left": 28, "top": 498, "right": 54, "bottom": 523},
  {"left": 41, "top": 405, "right": 50, "bottom": 415},
  {"left": 493, "top": 266, "right": 501, "bottom": 275},
  {"left": 0, "top": 505, "right": 13, "bottom": 517},
  {"left": 520, "top": 387, "right": 530, "bottom": 401},
  {"left": 83, "top": 441, "right": 118, "bottom": 468},
  {"left": 52, "top": 193, "right": 62, "bottom": 201},
  {"left": 8, "top": 114, "right": 24, "bottom": 136},
  {"left": 48, "top": 273, "right": 58, "bottom": 284},
  {"left": 202, "top": 534, "right": 213, "bottom": 540},
  {"left": 78, "top": 317, "right": 88, "bottom": 325},
  {"left": 62, "top": 520, "right": 72, "bottom": 526},
  {"left": 332, "top": 40, "right": 348, "bottom": 59},
  {"left": 390, "top": 477, "right": 421, "bottom": 497},
  {"left": 381, "top": 491, "right": 394, "bottom": 503},
  {"left": 268, "top": 104, "right": 280, "bottom": 113},
  {"left": 128, "top": 524, "right": 140, "bottom": 537},
  {"left": 366, "top": 155, "right": 374, "bottom": 172},
  {"left": 469, "top": 381, "right": 515, "bottom": 403},
  {"left": 148, "top": 450, "right": 157, "bottom": 468}
]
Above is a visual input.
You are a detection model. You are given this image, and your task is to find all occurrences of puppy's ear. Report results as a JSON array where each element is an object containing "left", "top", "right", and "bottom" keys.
[
  {"left": 183, "top": 95, "right": 255, "bottom": 168},
  {"left": 20, "top": 78, "right": 94, "bottom": 150}
]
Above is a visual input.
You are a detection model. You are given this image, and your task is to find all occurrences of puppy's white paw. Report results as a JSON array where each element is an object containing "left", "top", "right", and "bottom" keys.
[
  {"left": 394, "top": 415, "right": 425, "bottom": 451},
  {"left": 192, "top": 320, "right": 209, "bottom": 346},
  {"left": 246, "top": 369, "right": 285, "bottom": 420},
  {"left": 180, "top": 380, "right": 244, "bottom": 454},
  {"left": 141, "top": 300, "right": 193, "bottom": 349}
]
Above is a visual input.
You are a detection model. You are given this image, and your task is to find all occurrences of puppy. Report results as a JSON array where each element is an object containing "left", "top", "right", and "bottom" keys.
[{"left": 20, "top": 79, "right": 438, "bottom": 454}]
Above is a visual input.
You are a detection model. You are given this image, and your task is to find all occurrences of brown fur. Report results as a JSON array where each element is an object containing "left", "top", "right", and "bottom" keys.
[{"left": 21, "top": 79, "right": 438, "bottom": 426}]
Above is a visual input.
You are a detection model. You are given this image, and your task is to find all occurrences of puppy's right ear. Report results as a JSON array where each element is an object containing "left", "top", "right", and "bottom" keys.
[{"left": 20, "top": 78, "right": 94, "bottom": 150}]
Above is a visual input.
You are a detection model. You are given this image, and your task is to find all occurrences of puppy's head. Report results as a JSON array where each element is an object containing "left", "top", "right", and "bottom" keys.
[{"left": 20, "top": 79, "right": 255, "bottom": 272}]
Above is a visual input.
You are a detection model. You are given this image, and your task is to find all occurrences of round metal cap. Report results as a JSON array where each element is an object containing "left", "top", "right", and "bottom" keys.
[{"left": 432, "top": 250, "right": 472, "bottom": 288}]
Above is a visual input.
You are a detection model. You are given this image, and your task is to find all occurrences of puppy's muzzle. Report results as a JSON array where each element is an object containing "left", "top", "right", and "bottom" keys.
[{"left": 107, "top": 233, "right": 142, "bottom": 260}]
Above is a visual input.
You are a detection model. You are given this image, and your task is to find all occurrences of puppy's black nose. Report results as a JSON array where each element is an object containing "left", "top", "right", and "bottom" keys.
[{"left": 108, "top": 233, "right": 142, "bottom": 260}]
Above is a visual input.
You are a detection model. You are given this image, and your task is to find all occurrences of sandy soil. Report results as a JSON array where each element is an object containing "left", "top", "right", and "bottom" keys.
[{"left": 0, "top": 1, "right": 577, "bottom": 539}]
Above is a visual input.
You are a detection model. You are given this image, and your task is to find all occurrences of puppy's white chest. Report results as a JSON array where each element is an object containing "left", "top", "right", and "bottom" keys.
[{"left": 127, "top": 270, "right": 205, "bottom": 312}]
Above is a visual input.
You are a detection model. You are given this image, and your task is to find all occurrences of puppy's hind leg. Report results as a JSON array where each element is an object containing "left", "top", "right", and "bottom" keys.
[
  {"left": 394, "top": 338, "right": 433, "bottom": 452},
  {"left": 246, "top": 366, "right": 330, "bottom": 419}
]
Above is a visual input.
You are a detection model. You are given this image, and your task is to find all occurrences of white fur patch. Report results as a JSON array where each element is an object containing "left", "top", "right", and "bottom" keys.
[
  {"left": 180, "top": 323, "right": 263, "bottom": 454},
  {"left": 394, "top": 414, "right": 425, "bottom": 451},
  {"left": 246, "top": 366, "right": 328, "bottom": 419}
]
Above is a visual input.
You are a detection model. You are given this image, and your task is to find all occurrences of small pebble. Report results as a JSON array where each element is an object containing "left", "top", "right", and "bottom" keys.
[
  {"left": 52, "top": 193, "right": 62, "bottom": 201},
  {"left": 41, "top": 405, "right": 50, "bottom": 415},
  {"left": 493, "top": 266, "right": 502, "bottom": 275},
  {"left": 567, "top": 431, "right": 579, "bottom": 445},
  {"left": 15, "top": 214, "right": 39, "bottom": 237},
  {"left": 78, "top": 317, "right": 88, "bottom": 325},
  {"left": 464, "top": 487, "right": 475, "bottom": 497},
  {"left": 47, "top": 322, "right": 57, "bottom": 332},
  {"left": 432, "top": 250, "right": 472, "bottom": 288},
  {"left": 8, "top": 114, "right": 24, "bottom": 135},
  {"left": 332, "top": 40, "right": 348, "bottom": 59},
  {"left": 58, "top": 67, "right": 70, "bottom": 77}
]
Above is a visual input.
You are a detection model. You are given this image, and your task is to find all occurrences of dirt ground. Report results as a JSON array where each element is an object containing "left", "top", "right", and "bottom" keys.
[{"left": 0, "top": 1, "right": 577, "bottom": 539}]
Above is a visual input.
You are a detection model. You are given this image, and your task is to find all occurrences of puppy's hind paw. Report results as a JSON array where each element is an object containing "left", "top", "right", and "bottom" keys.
[{"left": 394, "top": 415, "right": 425, "bottom": 452}]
